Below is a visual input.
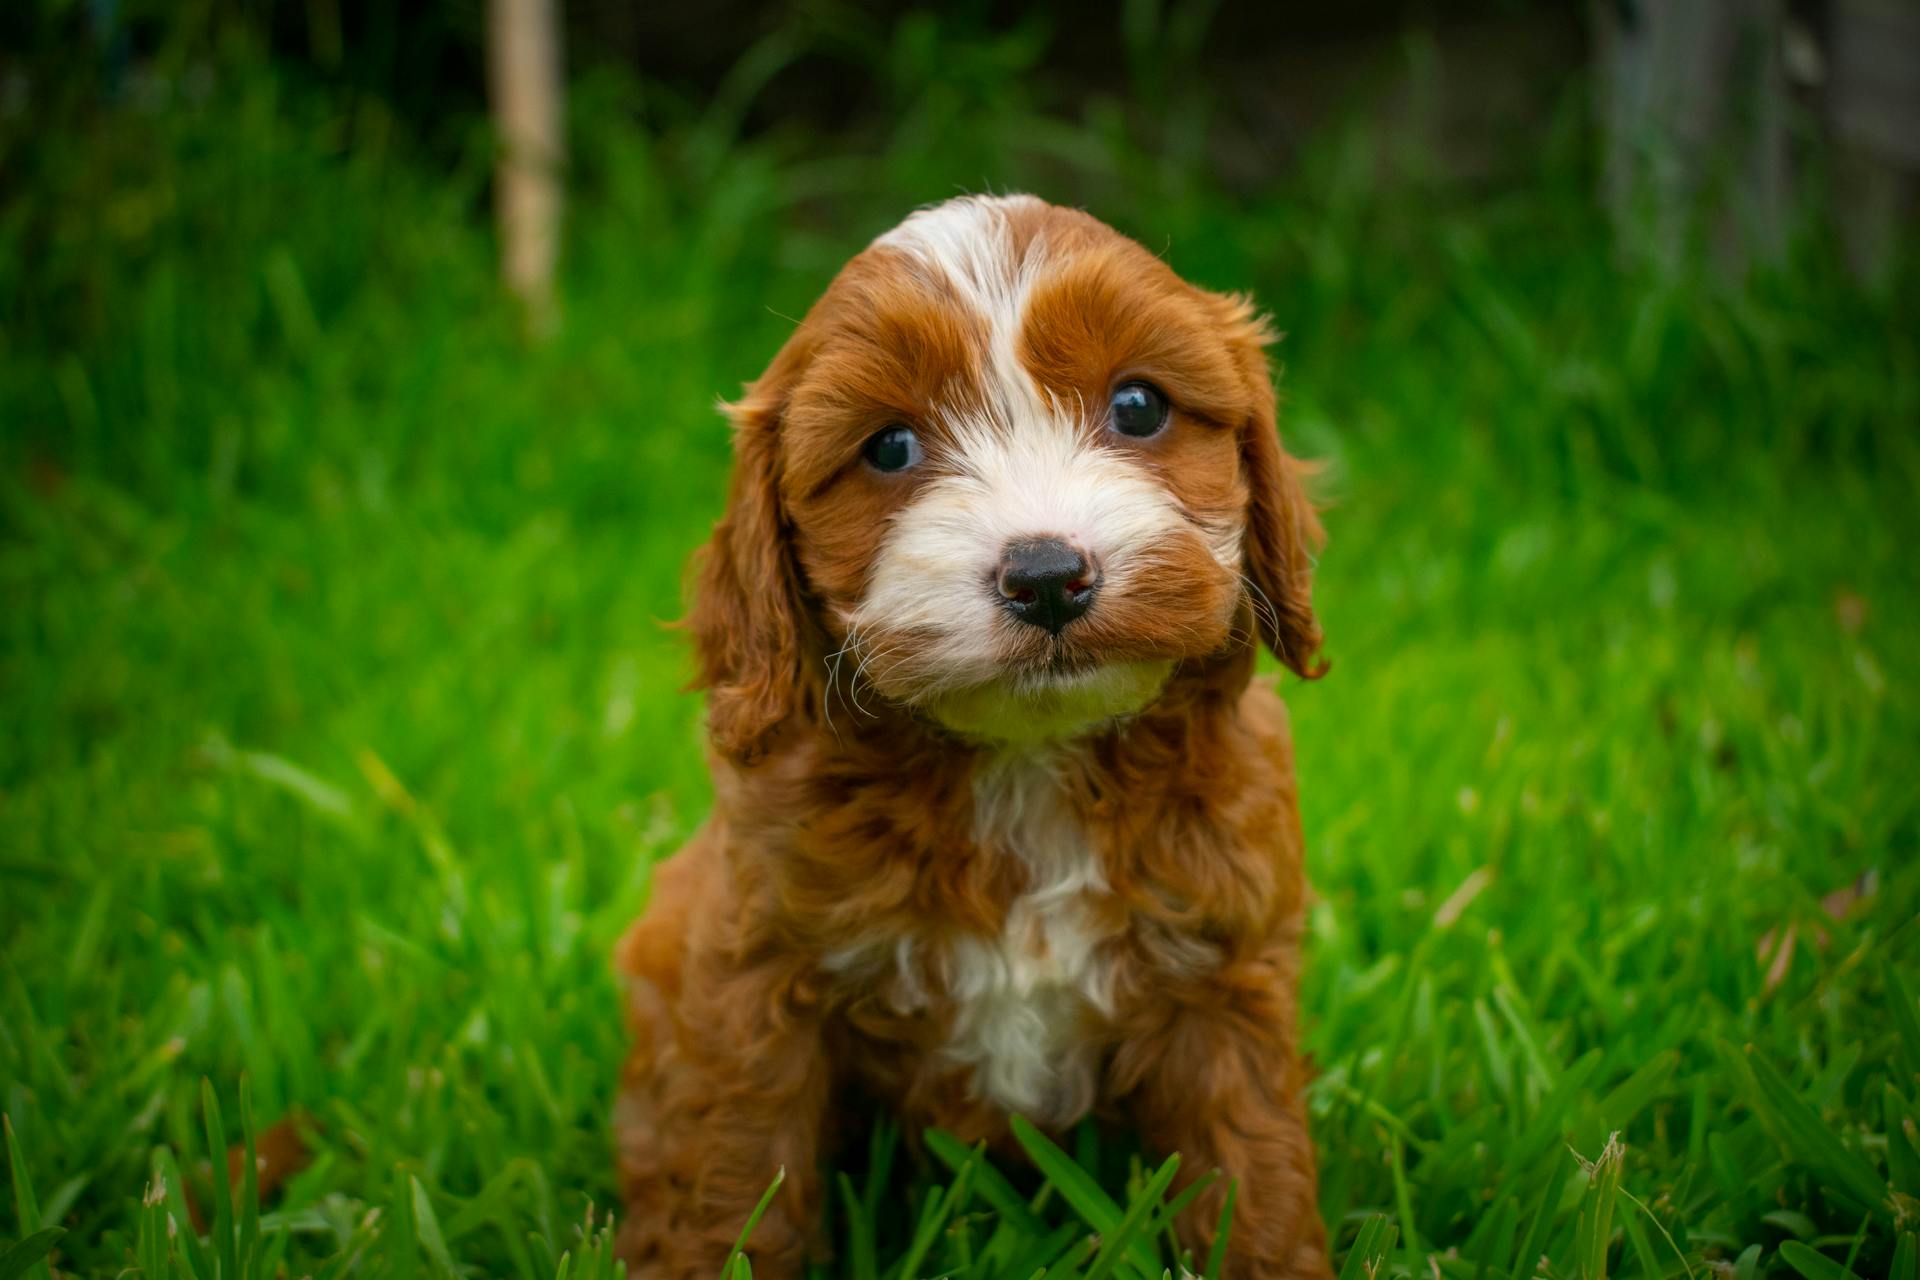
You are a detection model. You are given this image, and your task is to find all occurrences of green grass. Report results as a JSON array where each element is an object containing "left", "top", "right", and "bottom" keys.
[{"left": 4, "top": 13, "right": 1919, "bottom": 1279}]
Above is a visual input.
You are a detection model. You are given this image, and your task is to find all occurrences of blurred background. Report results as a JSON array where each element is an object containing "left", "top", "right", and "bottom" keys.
[{"left": 2, "top": 2, "right": 1917, "bottom": 1278}]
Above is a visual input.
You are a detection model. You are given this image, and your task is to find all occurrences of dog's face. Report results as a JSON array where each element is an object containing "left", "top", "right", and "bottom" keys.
[{"left": 693, "top": 195, "right": 1322, "bottom": 758}]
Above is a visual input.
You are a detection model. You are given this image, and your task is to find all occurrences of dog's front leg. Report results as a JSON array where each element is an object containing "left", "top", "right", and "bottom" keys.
[
  {"left": 614, "top": 960, "right": 831, "bottom": 1280},
  {"left": 1113, "top": 955, "right": 1332, "bottom": 1280}
]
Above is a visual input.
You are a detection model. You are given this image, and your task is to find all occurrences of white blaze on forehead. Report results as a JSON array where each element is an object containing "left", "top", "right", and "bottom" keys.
[{"left": 873, "top": 194, "right": 1054, "bottom": 435}]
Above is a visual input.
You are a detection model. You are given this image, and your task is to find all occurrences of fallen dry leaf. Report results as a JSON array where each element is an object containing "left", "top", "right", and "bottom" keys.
[
  {"left": 1754, "top": 870, "right": 1879, "bottom": 996},
  {"left": 185, "top": 1109, "right": 316, "bottom": 1231}
]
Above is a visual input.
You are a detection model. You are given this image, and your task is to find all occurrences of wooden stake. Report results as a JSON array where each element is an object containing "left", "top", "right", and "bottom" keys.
[{"left": 487, "top": 0, "right": 564, "bottom": 336}]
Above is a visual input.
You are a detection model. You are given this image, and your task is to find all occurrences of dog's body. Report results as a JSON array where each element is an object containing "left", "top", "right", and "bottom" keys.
[{"left": 615, "top": 195, "right": 1331, "bottom": 1279}]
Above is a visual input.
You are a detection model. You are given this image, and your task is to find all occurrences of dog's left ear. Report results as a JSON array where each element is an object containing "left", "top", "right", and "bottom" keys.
[
  {"left": 688, "top": 339, "right": 816, "bottom": 763},
  {"left": 1212, "top": 291, "right": 1327, "bottom": 679}
]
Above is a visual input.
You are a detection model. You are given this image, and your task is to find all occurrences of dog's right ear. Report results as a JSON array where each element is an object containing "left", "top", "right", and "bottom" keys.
[
  {"left": 688, "top": 339, "right": 816, "bottom": 764},
  {"left": 1211, "top": 290, "right": 1327, "bottom": 679}
]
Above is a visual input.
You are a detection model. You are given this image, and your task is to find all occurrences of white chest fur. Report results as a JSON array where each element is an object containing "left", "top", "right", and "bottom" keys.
[{"left": 939, "top": 754, "right": 1113, "bottom": 1125}]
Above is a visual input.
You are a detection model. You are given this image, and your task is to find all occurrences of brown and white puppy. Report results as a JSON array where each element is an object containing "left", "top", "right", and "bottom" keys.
[{"left": 614, "top": 194, "right": 1330, "bottom": 1279}]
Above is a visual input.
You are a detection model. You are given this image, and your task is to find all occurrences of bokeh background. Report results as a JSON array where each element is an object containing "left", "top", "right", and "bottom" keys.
[{"left": 2, "top": 2, "right": 1917, "bottom": 1278}]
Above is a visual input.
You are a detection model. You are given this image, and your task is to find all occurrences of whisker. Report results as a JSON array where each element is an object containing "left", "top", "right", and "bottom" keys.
[
  {"left": 821, "top": 627, "right": 861, "bottom": 743},
  {"left": 848, "top": 630, "right": 909, "bottom": 719},
  {"left": 1240, "top": 573, "right": 1283, "bottom": 657}
]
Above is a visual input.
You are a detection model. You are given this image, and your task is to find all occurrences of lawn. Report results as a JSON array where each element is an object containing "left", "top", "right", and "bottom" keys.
[{"left": 3, "top": 21, "right": 1918, "bottom": 1280}]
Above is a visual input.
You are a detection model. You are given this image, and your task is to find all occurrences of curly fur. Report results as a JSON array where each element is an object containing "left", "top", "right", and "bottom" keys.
[{"left": 615, "top": 194, "right": 1330, "bottom": 1280}]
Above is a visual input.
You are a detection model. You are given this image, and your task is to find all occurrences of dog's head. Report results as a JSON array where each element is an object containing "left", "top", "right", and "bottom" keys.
[{"left": 691, "top": 194, "right": 1323, "bottom": 760}]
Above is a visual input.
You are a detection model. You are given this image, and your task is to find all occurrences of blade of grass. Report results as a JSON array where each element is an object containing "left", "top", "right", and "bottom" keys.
[
  {"left": 201, "top": 1080, "right": 237, "bottom": 1280},
  {"left": 237, "top": 1078, "right": 260, "bottom": 1280},
  {"left": 836, "top": 1175, "right": 876, "bottom": 1280},
  {"left": 0, "top": 1229, "right": 64, "bottom": 1280},
  {"left": 137, "top": 1182, "right": 170, "bottom": 1280},
  {"left": 1886, "top": 1087, "right": 1920, "bottom": 1197},
  {"left": 412, "top": 1176, "right": 461, "bottom": 1280},
  {"left": 1470, "top": 1195, "right": 1518, "bottom": 1280},
  {"left": 1777, "top": 1241, "right": 1860, "bottom": 1280},
  {"left": 443, "top": 1159, "right": 536, "bottom": 1241},
  {"left": 924, "top": 1129, "right": 1043, "bottom": 1235},
  {"left": 1492, "top": 984, "right": 1558, "bottom": 1096},
  {"left": 1890, "top": 1232, "right": 1916, "bottom": 1280},
  {"left": 1742, "top": 1047, "right": 1888, "bottom": 1218},
  {"left": 1473, "top": 1000, "right": 1516, "bottom": 1105},
  {"left": 1201, "top": 1179, "right": 1237, "bottom": 1280},
  {"left": 1389, "top": 1128, "right": 1424, "bottom": 1257},
  {"left": 999, "top": 1223, "right": 1084, "bottom": 1280},
  {"left": 1008, "top": 1116, "right": 1158, "bottom": 1280},
  {"left": 1841, "top": 1211, "right": 1874, "bottom": 1278},
  {"left": 1509, "top": 1147, "right": 1573, "bottom": 1280},
  {"left": 153, "top": 1145, "right": 213, "bottom": 1280},
  {"left": 1572, "top": 1134, "right": 1624, "bottom": 1280},
  {"left": 724, "top": 1167, "right": 787, "bottom": 1277},
  {"left": 902, "top": 1173, "right": 966, "bottom": 1280},
  {"left": 1083, "top": 1154, "right": 1179, "bottom": 1280},
  {"left": 1617, "top": 1187, "right": 1695, "bottom": 1280},
  {"left": 2, "top": 1119, "right": 50, "bottom": 1280},
  {"left": 1132, "top": 1168, "right": 1219, "bottom": 1267},
  {"left": 1616, "top": 1201, "right": 1661, "bottom": 1280},
  {"left": 1707, "top": 1132, "right": 1750, "bottom": 1208},
  {"left": 1337, "top": 1215, "right": 1398, "bottom": 1280},
  {"left": 1592, "top": 1050, "right": 1679, "bottom": 1139},
  {"left": 1886, "top": 964, "right": 1920, "bottom": 1083},
  {"left": 1504, "top": 1051, "right": 1605, "bottom": 1184},
  {"left": 388, "top": 1167, "right": 421, "bottom": 1277},
  {"left": 1041, "top": 1231, "right": 1101, "bottom": 1280},
  {"left": 525, "top": 1229, "right": 558, "bottom": 1280}
]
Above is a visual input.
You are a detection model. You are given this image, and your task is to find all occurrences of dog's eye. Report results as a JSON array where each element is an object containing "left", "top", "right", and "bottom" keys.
[
  {"left": 862, "top": 424, "right": 923, "bottom": 473},
  {"left": 1109, "top": 381, "right": 1169, "bottom": 438}
]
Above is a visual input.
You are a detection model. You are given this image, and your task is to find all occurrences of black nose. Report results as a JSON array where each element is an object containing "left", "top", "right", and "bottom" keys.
[{"left": 996, "top": 537, "right": 1097, "bottom": 634}]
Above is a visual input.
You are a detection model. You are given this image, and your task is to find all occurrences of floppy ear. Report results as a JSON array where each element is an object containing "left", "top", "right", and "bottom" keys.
[
  {"left": 688, "top": 346, "right": 815, "bottom": 762},
  {"left": 1215, "top": 292, "right": 1327, "bottom": 679}
]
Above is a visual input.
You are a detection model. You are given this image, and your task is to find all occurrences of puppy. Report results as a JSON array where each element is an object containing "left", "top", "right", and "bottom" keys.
[{"left": 614, "top": 194, "right": 1330, "bottom": 1280}]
